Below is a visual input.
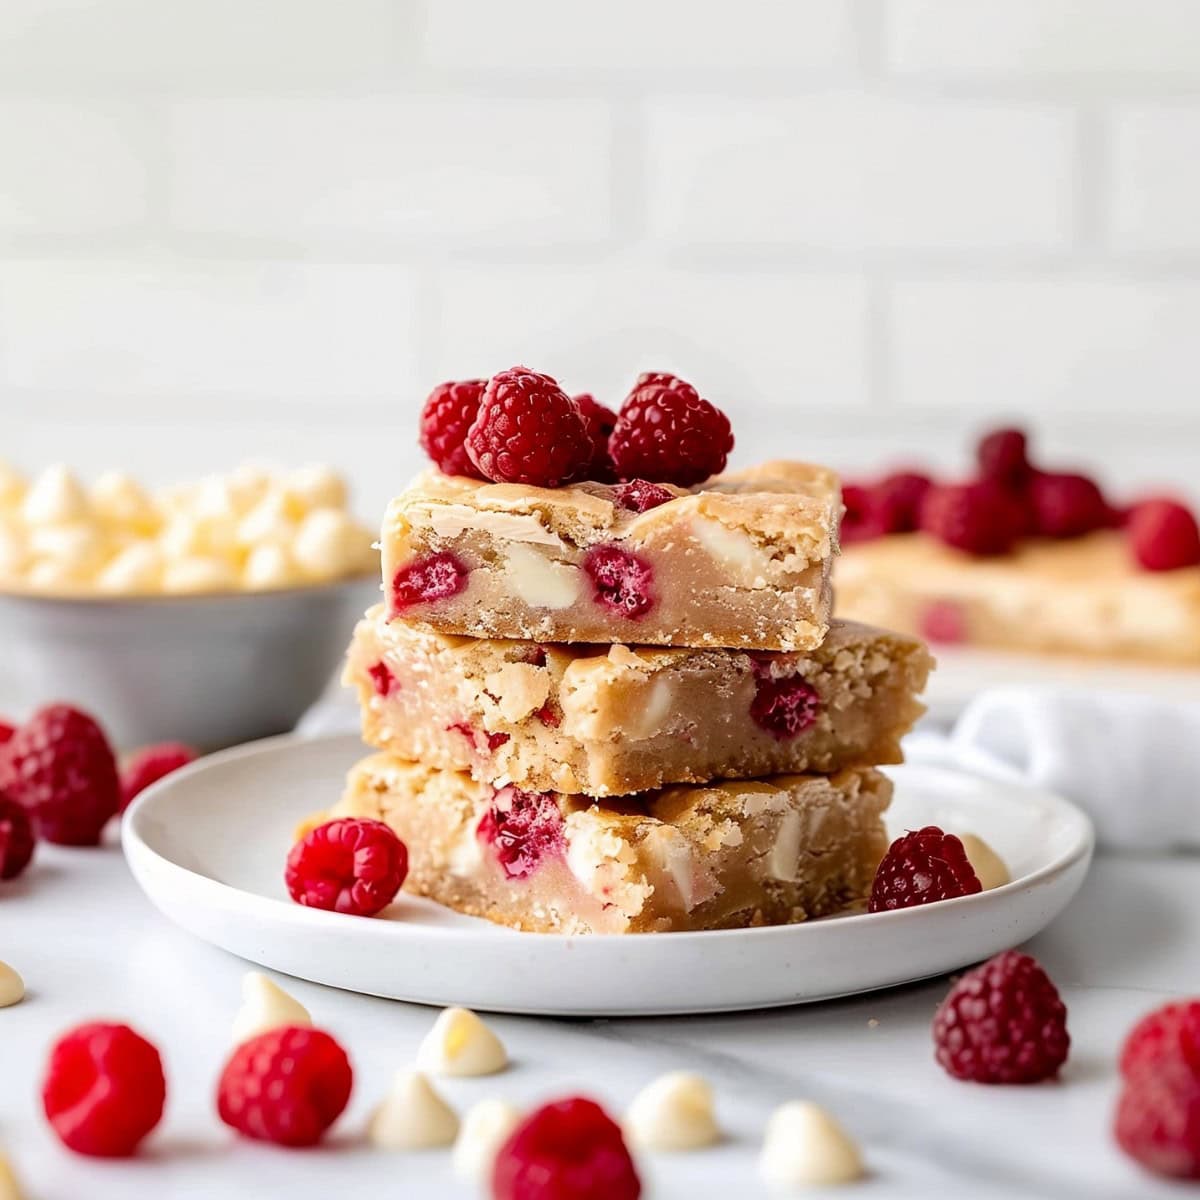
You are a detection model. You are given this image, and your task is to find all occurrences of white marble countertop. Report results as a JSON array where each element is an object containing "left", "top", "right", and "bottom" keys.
[{"left": 1, "top": 842, "right": 1194, "bottom": 1199}]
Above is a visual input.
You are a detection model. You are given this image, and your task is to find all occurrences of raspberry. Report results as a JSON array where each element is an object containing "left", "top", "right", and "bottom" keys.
[
  {"left": 534, "top": 703, "right": 560, "bottom": 728},
  {"left": 492, "top": 1095, "right": 641, "bottom": 1200},
  {"left": 1127, "top": 499, "right": 1200, "bottom": 572},
  {"left": 42, "top": 1022, "right": 166, "bottom": 1157},
  {"left": 919, "top": 599, "right": 968, "bottom": 646},
  {"left": 1116, "top": 1064, "right": 1200, "bottom": 1180},
  {"left": 839, "top": 482, "right": 882, "bottom": 545},
  {"left": 976, "top": 427, "right": 1032, "bottom": 486},
  {"left": 749, "top": 665, "right": 821, "bottom": 740},
  {"left": 390, "top": 551, "right": 468, "bottom": 613},
  {"left": 0, "top": 704, "right": 119, "bottom": 845},
  {"left": 119, "top": 742, "right": 198, "bottom": 812},
  {"left": 582, "top": 546, "right": 655, "bottom": 619},
  {"left": 477, "top": 786, "right": 565, "bottom": 880},
  {"left": 419, "top": 378, "right": 487, "bottom": 478},
  {"left": 632, "top": 370, "right": 699, "bottom": 400},
  {"left": 932, "top": 950, "right": 1069, "bottom": 1084},
  {"left": 0, "top": 720, "right": 13, "bottom": 745},
  {"left": 1028, "top": 471, "right": 1110, "bottom": 538},
  {"left": 448, "top": 722, "right": 510, "bottom": 753},
  {"left": 217, "top": 1026, "right": 352, "bottom": 1148},
  {"left": 574, "top": 393, "right": 618, "bottom": 483},
  {"left": 367, "top": 660, "right": 397, "bottom": 697},
  {"left": 872, "top": 471, "right": 933, "bottom": 534},
  {"left": 285, "top": 817, "right": 408, "bottom": 916},
  {"left": 613, "top": 479, "right": 674, "bottom": 514},
  {"left": 919, "top": 481, "right": 1024, "bottom": 556},
  {"left": 466, "top": 367, "right": 592, "bottom": 488},
  {"left": 868, "top": 826, "right": 982, "bottom": 913},
  {"left": 0, "top": 794, "right": 35, "bottom": 880},
  {"left": 608, "top": 376, "right": 733, "bottom": 487},
  {"left": 1120, "top": 1001, "right": 1200, "bottom": 1081}
]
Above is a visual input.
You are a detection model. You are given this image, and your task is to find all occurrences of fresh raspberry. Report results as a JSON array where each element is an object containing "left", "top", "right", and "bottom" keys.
[
  {"left": 1127, "top": 499, "right": 1200, "bottom": 572},
  {"left": 42, "top": 1022, "right": 166, "bottom": 1157},
  {"left": 466, "top": 367, "right": 592, "bottom": 488},
  {"left": 919, "top": 481, "right": 1024, "bottom": 556},
  {"left": 477, "top": 786, "right": 565, "bottom": 880},
  {"left": 871, "top": 471, "right": 933, "bottom": 534},
  {"left": 419, "top": 379, "right": 486, "bottom": 478},
  {"left": 1028, "top": 471, "right": 1110, "bottom": 538},
  {"left": 1121, "top": 1001, "right": 1200, "bottom": 1081},
  {"left": 749, "top": 665, "right": 821, "bottom": 740},
  {"left": 976, "top": 427, "right": 1032, "bottom": 487},
  {"left": 1116, "top": 1064, "right": 1200, "bottom": 1180},
  {"left": 390, "top": 551, "right": 469, "bottom": 613},
  {"left": 119, "top": 742, "right": 198, "bottom": 812},
  {"left": 608, "top": 376, "right": 733, "bottom": 487},
  {"left": 0, "top": 704, "right": 119, "bottom": 845},
  {"left": 285, "top": 817, "right": 408, "bottom": 916},
  {"left": 217, "top": 1026, "right": 352, "bottom": 1148},
  {"left": 0, "top": 720, "right": 13, "bottom": 745},
  {"left": 612, "top": 479, "right": 674, "bottom": 514},
  {"left": 631, "top": 370, "right": 699, "bottom": 400},
  {"left": 367, "top": 660, "right": 397, "bottom": 697},
  {"left": 582, "top": 546, "right": 655, "bottom": 619},
  {"left": 574, "top": 393, "right": 618, "bottom": 483},
  {"left": 868, "top": 826, "right": 982, "bottom": 913},
  {"left": 492, "top": 1095, "right": 641, "bottom": 1200},
  {"left": 839, "top": 482, "right": 882, "bottom": 545},
  {"left": 0, "top": 793, "right": 35, "bottom": 880},
  {"left": 919, "top": 599, "right": 968, "bottom": 645}
]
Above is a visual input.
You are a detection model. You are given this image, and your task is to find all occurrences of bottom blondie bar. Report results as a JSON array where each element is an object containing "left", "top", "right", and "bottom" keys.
[{"left": 331, "top": 754, "right": 891, "bottom": 934}]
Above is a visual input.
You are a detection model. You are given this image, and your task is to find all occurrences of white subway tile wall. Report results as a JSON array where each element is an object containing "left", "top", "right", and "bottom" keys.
[{"left": 3, "top": 0, "right": 1199, "bottom": 514}]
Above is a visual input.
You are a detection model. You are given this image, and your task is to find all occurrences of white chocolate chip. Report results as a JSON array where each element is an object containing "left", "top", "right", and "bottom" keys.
[
  {"left": 292, "top": 508, "right": 366, "bottom": 581},
  {"left": 766, "top": 810, "right": 803, "bottom": 883},
  {"left": 225, "top": 463, "right": 274, "bottom": 515},
  {"left": 286, "top": 465, "right": 347, "bottom": 513},
  {"left": 231, "top": 972, "right": 311, "bottom": 1044},
  {"left": 500, "top": 543, "right": 582, "bottom": 609},
  {"left": 959, "top": 834, "right": 1011, "bottom": 891},
  {"left": 483, "top": 662, "right": 550, "bottom": 723},
  {"left": 427, "top": 503, "right": 563, "bottom": 546},
  {"left": 97, "top": 541, "right": 162, "bottom": 594},
  {"left": 0, "top": 962, "right": 24, "bottom": 1008},
  {"left": 691, "top": 517, "right": 772, "bottom": 588},
  {"left": 159, "top": 514, "right": 236, "bottom": 561},
  {"left": 625, "top": 1072, "right": 720, "bottom": 1152},
  {"left": 760, "top": 1101, "right": 864, "bottom": 1189},
  {"left": 368, "top": 1070, "right": 459, "bottom": 1150},
  {"left": 92, "top": 472, "right": 158, "bottom": 533},
  {"left": 236, "top": 491, "right": 298, "bottom": 550},
  {"left": 0, "top": 525, "right": 28, "bottom": 580},
  {"left": 21, "top": 464, "right": 91, "bottom": 526},
  {"left": 453, "top": 1099, "right": 523, "bottom": 1182},
  {"left": 244, "top": 543, "right": 302, "bottom": 591},
  {"left": 27, "top": 523, "right": 107, "bottom": 576},
  {"left": 25, "top": 557, "right": 88, "bottom": 592},
  {"left": 0, "top": 1151, "right": 26, "bottom": 1200},
  {"left": 162, "top": 556, "right": 237, "bottom": 594},
  {"left": 416, "top": 1007, "right": 508, "bottom": 1077},
  {"left": 0, "top": 461, "right": 26, "bottom": 510}
]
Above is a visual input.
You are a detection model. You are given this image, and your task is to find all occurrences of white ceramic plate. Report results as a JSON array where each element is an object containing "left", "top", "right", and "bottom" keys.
[{"left": 123, "top": 733, "right": 1093, "bottom": 1017}]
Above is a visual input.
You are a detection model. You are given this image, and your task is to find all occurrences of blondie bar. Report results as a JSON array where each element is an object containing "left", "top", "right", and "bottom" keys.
[
  {"left": 346, "top": 606, "right": 931, "bottom": 796},
  {"left": 380, "top": 460, "right": 839, "bottom": 651},
  {"left": 331, "top": 754, "right": 891, "bottom": 934}
]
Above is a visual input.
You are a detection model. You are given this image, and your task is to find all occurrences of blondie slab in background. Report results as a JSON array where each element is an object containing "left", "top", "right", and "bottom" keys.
[
  {"left": 333, "top": 754, "right": 892, "bottom": 935},
  {"left": 381, "top": 460, "right": 840, "bottom": 651},
  {"left": 347, "top": 606, "right": 931, "bottom": 797}
]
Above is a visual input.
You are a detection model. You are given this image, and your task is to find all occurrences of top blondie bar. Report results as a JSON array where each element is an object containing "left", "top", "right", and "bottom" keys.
[{"left": 383, "top": 460, "right": 840, "bottom": 650}]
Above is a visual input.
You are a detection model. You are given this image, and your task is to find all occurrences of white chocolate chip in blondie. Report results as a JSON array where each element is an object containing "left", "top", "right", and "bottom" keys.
[
  {"left": 416, "top": 1007, "right": 508, "bottom": 1077},
  {"left": 0, "top": 1151, "right": 26, "bottom": 1200},
  {"left": 760, "top": 1101, "right": 864, "bottom": 1189},
  {"left": 368, "top": 1070, "right": 459, "bottom": 1150},
  {"left": 767, "top": 809, "right": 804, "bottom": 883},
  {"left": 501, "top": 543, "right": 582, "bottom": 610},
  {"left": 231, "top": 972, "right": 311, "bottom": 1044},
  {"left": 427, "top": 503, "right": 563, "bottom": 546},
  {"left": 0, "top": 961, "right": 24, "bottom": 1008},
  {"left": 960, "top": 834, "right": 1010, "bottom": 891},
  {"left": 625, "top": 1072, "right": 721, "bottom": 1152},
  {"left": 21, "top": 464, "right": 90, "bottom": 526},
  {"left": 453, "top": 1099, "right": 523, "bottom": 1182},
  {"left": 691, "top": 517, "right": 772, "bottom": 587},
  {"left": 484, "top": 662, "right": 550, "bottom": 723}
]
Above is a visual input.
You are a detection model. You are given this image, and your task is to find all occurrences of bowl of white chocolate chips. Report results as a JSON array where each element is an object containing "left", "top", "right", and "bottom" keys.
[{"left": 0, "top": 461, "right": 378, "bottom": 749}]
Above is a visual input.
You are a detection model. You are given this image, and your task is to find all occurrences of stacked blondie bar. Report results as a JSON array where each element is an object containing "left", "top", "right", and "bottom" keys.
[{"left": 331, "top": 460, "right": 932, "bottom": 934}]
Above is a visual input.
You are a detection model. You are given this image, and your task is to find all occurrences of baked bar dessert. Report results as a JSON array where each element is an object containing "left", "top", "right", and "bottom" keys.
[
  {"left": 346, "top": 605, "right": 932, "bottom": 796},
  {"left": 380, "top": 460, "right": 839, "bottom": 651},
  {"left": 332, "top": 754, "right": 892, "bottom": 934}
]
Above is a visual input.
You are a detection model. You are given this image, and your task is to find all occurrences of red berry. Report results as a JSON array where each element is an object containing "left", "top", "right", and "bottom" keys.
[
  {"left": 1116, "top": 1064, "right": 1200, "bottom": 1180},
  {"left": 419, "top": 379, "right": 487, "bottom": 478},
  {"left": 574, "top": 393, "right": 618, "bottom": 483},
  {"left": 367, "top": 660, "right": 397, "bottom": 697},
  {"left": 390, "top": 551, "right": 469, "bottom": 614},
  {"left": 477, "top": 786, "right": 565, "bottom": 880},
  {"left": 0, "top": 793, "right": 35, "bottom": 880},
  {"left": 466, "top": 367, "right": 592, "bottom": 488},
  {"left": 749, "top": 665, "right": 821, "bottom": 740},
  {"left": 1121, "top": 1001, "right": 1200, "bottom": 1081},
  {"left": 632, "top": 370, "right": 699, "bottom": 400},
  {"left": 608, "top": 375, "right": 734, "bottom": 487},
  {"left": 285, "top": 817, "right": 408, "bottom": 916},
  {"left": 919, "top": 599, "right": 968, "bottom": 646},
  {"left": 1127, "top": 499, "right": 1200, "bottom": 572},
  {"left": 582, "top": 546, "right": 656, "bottom": 619},
  {"left": 0, "top": 720, "right": 13, "bottom": 745},
  {"left": 217, "top": 1026, "right": 352, "bottom": 1148},
  {"left": 612, "top": 479, "right": 674, "bottom": 514},
  {"left": 976, "top": 427, "right": 1032, "bottom": 486},
  {"left": 840, "top": 482, "right": 883, "bottom": 545},
  {"left": 1028, "top": 471, "right": 1110, "bottom": 538},
  {"left": 919, "top": 481, "right": 1024, "bottom": 556},
  {"left": 872, "top": 471, "right": 933, "bottom": 534},
  {"left": 42, "top": 1022, "right": 166, "bottom": 1157},
  {"left": 119, "top": 742, "right": 198, "bottom": 812},
  {"left": 868, "top": 826, "right": 982, "bottom": 913},
  {"left": 932, "top": 950, "right": 1069, "bottom": 1084},
  {"left": 0, "top": 704, "right": 119, "bottom": 845},
  {"left": 492, "top": 1095, "right": 641, "bottom": 1200}
]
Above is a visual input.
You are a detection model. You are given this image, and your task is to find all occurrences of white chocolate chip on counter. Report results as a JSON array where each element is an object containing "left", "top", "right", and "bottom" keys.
[
  {"left": 416, "top": 1006, "right": 508, "bottom": 1077},
  {"left": 21, "top": 464, "right": 91, "bottom": 526},
  {"left": 760, "top": 1101, "right": 864, "bottom": 1189},
  {"left": 453, "top": 1098, "right": 523, "bottom": 1182},
  {"left": 0, "top": 961, "right": 25, "bottom": 1008},
  {"left": 231, "top": 972, "right": 311, "bottom": 1044},
  {"left": 625, "top": 1071, "right": 721, "bottom": 1151},
  {"left": 368, "top": 1070, "right": 459, "bottom": 1150},
  {"left": 0, "top": 1150, "right": 26, "bottom": 1200},
  {"left": 960, "top": 834, "right": 1011, "bottom": 891}
]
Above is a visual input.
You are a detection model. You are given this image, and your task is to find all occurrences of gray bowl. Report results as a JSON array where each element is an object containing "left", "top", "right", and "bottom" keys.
[{"left": 0, "top": 577, "right": 379, "bottom": 751}]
